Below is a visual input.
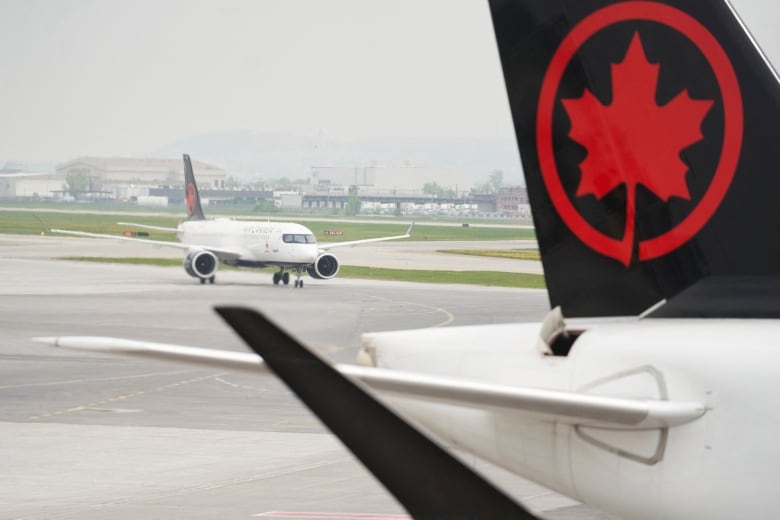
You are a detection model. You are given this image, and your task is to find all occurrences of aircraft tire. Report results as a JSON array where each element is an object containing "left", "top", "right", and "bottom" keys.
[
  {"left": 273, "top": 273, "right": 280, "bottom": 285},
  {"left": 283, "top": 273, "right": 290, "bottom": 285}
]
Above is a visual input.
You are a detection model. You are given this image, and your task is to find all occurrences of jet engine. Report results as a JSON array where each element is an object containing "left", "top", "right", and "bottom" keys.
[
  {"left": 307, "top": 252, "right": 339, "bottom": 279},
  {"left": 183, "top": 250, "right": 218, "bottom": 281}
]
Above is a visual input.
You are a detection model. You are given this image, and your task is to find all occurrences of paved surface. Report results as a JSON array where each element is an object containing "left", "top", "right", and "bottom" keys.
[
  {"left": 0, "top": 235, "right": 614, "bottom": 519},
  {"left": 1, "top": 233, "right": 542, "bottom": 274}
]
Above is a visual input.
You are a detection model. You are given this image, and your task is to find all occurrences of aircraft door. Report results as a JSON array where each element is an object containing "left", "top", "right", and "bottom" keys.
[{"left": 269, "top": 228, "right": 282, "bottom": 255}]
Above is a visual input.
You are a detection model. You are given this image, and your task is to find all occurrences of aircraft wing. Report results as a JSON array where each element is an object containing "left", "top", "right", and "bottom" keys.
[
  {"left": 49, "top": 228, "right": 244, "bottom": 260},
  {"left": 37, "top": 313, "right": 705, "bottom": 431},
  {"left": 318, "top": 222, "right": 414, "bottom": 250},
  {"left": 117, "top": 221, "right": 179, "bottom": 232}
]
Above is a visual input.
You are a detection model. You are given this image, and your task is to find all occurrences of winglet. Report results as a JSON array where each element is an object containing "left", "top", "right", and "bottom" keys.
[
  {"left": 215, "top": 306, "right": 537, "bottom": 519},
  {"left": 405, "top": 221, "right": 415, "bottom": 237},
  {"left": 33, "top": 214, "right": 51, "bottom": 234}
]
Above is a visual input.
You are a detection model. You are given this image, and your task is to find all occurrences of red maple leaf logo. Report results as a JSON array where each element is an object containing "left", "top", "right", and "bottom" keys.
[
  {"left": 561, "top": 32, "right": 714, "bottom": 265},
  {"left": 186, "top": 183, "right": 196, "bottom": 217}
]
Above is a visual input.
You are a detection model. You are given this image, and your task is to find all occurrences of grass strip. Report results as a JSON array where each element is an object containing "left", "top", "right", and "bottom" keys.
[
  {"left": 438, "top": 249, "right": 541, "bottom": 261},
  {"left": 338, "top": 266, "right": 545, "bottom": 288},
  {"left": 3, "top": 209, "right": 534, "bottom": 242}
]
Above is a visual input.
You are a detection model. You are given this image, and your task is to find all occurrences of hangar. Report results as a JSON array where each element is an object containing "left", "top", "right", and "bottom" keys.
[{"left": 55, "top": 156, "right": 227, "bottom": 201}]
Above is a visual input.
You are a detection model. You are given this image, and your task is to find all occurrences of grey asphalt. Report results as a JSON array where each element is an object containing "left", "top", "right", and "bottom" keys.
[{"left": 0, "top": 235, "right": 613, "bottom": 520}]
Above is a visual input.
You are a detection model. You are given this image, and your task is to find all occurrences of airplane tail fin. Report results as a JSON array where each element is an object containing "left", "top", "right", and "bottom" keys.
[
  {"left": 489, "top": 0, "right": 780, "bottom": 316},
  {"left": 183, "top": 154, "right": 206, "bottom": 221}
]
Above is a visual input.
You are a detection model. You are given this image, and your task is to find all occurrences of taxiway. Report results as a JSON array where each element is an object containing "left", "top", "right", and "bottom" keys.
[{"left": 0, "top": 235, "right": 612, "bottom": 519}]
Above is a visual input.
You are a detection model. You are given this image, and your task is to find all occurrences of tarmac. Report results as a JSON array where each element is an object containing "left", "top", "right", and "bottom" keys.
[{"left": 0, "top": 234, "right": 614, "bottom": 519}]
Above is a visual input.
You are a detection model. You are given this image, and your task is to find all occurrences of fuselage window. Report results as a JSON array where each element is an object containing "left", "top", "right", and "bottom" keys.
[{"left": 283, "top": 234, "right": 317, "bottom": 244}]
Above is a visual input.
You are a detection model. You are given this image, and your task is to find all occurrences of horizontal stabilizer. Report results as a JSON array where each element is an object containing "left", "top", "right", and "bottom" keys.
[
  {"left": 36, "top": 336, "right": 266, "bottom": 373},
  {"left": 348, "top": 365, "right": 705, "bottom": 429},
  {"left": 37, "top": 333, "right": 705, "bottom": 430}
]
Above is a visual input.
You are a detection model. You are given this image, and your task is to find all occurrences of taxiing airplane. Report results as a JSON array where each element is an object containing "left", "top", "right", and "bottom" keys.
[
  {"left": 52, "top": 154, "right": 414, "bottom": 288},
  {"left": 40, "top": 0, "right": 780, "bottom": 518}
]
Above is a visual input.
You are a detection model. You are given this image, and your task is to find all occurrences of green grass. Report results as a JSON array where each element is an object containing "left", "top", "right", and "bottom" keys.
[
  {"left": 337, "top": 266, "right": 545, "bottom": 288},
  {"left": 297, "top": 221, "right": 533, "bottom": 241},
  {"left": 2, "top": 211, "right": 181, "bottom": 241},
  {"left": 2, "top": 209, "right": 534, "bottom": 241},
  {"left": 439, "top": 249, "right": 541, "bottom": 261},
  {"left": 0, "top": 201, "right": 530, "bottom": 225},
  {"left": 60, "top": 256, "right": 546, "bottom": 288}
]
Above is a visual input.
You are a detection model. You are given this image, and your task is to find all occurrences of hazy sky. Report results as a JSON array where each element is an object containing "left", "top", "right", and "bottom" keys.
[{"left": 0, "top": 0, "right": 778, "bottom": 163}]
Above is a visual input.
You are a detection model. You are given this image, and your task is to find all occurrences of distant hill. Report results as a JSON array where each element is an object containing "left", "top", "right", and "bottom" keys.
[{"left": 150, "top": 131, "right": 524, "bottom": 185}]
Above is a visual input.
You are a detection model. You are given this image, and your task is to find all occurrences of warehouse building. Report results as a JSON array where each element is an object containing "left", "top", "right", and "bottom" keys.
[{"left": 55, "top": 157, "right": 227, "bottom": 201}]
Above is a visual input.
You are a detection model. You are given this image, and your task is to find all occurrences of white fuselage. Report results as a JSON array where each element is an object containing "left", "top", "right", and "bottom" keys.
[
  {"left": 363, "top": 318, "right": 780, "bottom": 519},
  {"left": 177, "top": 219, "right": 319, "bottom": 266}
]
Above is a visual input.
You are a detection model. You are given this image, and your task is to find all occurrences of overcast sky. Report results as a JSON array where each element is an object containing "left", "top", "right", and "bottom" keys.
[{"left": 0, "top": 0, "right": 778, "bottom": 163}]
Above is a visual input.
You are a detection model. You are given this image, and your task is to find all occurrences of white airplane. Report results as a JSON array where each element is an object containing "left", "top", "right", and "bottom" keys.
[
  {"left": 40, "top": 0, "right": 780, "bottom": 518},
  {"left": 51, "top": 154, "right": 414, "bottom": 288}
]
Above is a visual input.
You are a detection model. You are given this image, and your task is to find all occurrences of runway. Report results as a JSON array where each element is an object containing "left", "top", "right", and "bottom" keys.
[{"left": 0, "top": 235, "right": 613, "bottom": 519}]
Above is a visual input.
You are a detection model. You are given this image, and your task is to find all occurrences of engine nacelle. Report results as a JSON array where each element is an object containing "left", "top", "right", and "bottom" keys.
[
  {"left": 307, "top": 252, "right": 339, "bottom": 279},
  {"left": 183, "top": 250, "right": 218, "bottom": 280}
]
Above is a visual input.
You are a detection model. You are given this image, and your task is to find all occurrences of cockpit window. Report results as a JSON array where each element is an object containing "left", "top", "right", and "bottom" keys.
[{"left": 282, "top": 234, "right": 316, "bottom": 244}]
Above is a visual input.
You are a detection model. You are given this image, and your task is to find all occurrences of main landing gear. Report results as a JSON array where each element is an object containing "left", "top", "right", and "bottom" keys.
[
  {"left": 272, "top": 271, "right": 290, "bottom": 285},
  {"left": 273, "top": 267, "right": 305, "bottom": 288},
  {"left": 200, "top": 276, "right": 215, "bottom": 285}
]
